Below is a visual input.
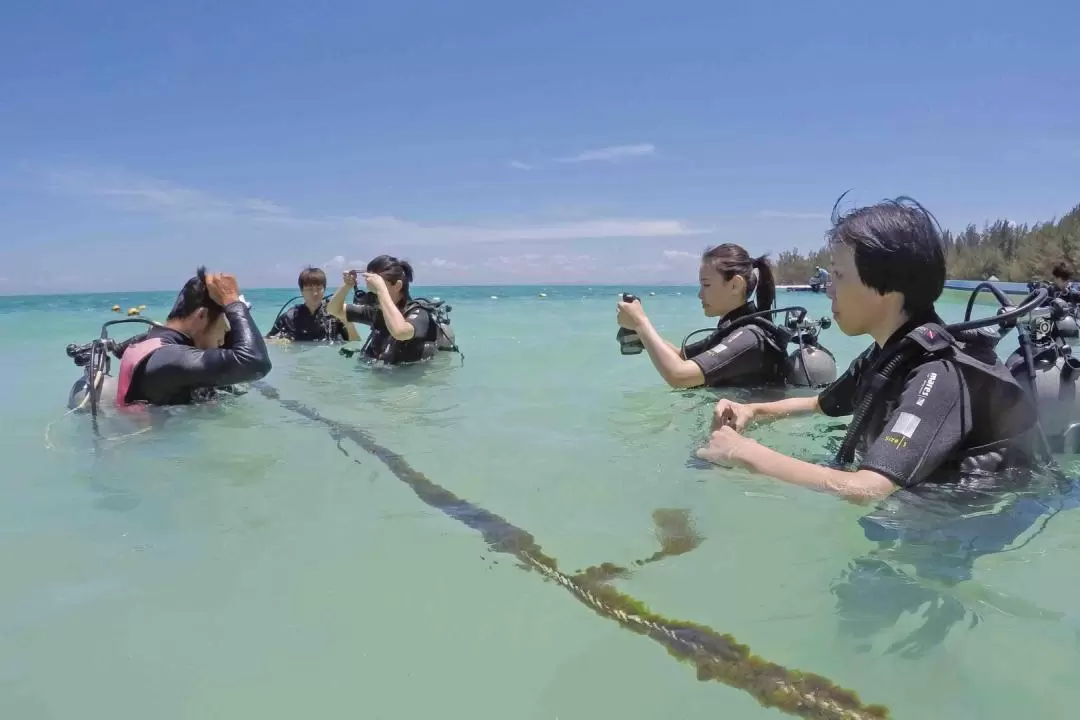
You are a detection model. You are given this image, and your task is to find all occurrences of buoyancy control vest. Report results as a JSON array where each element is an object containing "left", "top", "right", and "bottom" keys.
[
  {"left": 356, "top": 297, "right": 460, "bottom": 365},
  {"left": 683, "top": 309, "right": 838, "bottom": 388},
  {"left": 835, "top": 322, "right": 1038, "bottom": 475}
]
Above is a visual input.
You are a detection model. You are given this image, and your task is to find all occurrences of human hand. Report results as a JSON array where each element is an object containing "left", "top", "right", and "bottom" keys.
[
  {"left": 695, "top": 425, "right": 752, "bottom": 468},
  {"left": 616, "top": 297, "right": 647, "bottom": 330},
  {"left": 363, "top": 272, "right": 388, "bottom": 295},
  {"left": 343, "top": 269, "right": 358, "bottom": 287},
  {"left": 206, "top": 273, "right": 241, "bottom": 306},
  {"left": 711, "top": 399, "right": 756, "bottom": 433}
]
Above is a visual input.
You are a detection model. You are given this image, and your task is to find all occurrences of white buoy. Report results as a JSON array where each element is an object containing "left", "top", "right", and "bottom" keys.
[
  {"left": 538, "top": 292, "right": 547, "bottom": 298},
  {"left": 490, "top": 295, "right": 498, "bottom": 300}
]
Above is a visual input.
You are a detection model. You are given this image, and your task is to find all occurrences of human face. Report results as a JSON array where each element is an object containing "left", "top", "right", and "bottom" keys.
[
  {"left": 1055, "top": 276, "right": 1069, "bottom": 291},
  {"left": 301, "top": 283, "right": 325, "bottom": 310},
  {"left": 697, "top": 262, "right": 745, "bottom": 318},
  {"left": 826, "top": 243, "right": 892, "bottom": 338},
  {"left": 189, "top": 308, "right": 229, "bottom": 349}
]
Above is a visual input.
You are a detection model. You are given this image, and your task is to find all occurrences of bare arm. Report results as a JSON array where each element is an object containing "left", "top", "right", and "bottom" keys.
[
  {"left": 326, "top": 281, "right": 352, "bottom": 322},
  {"left": 728, "top": 439, "right": 897, "bottom": 504},
  {"left": 635, "top": 318, "right": 705, "bottom": 388},
  {"left": 375, "top": 286, "right": 416, "bottom": 341}
]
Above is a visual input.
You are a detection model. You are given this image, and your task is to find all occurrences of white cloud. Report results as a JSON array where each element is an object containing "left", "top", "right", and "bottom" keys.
[
  {"left": 662, "top": 249, "right": 697, "bottom": 260},
  {"left": 757, "top": 210, "right": 827, "bottom": 220},
  {"left": 46, "top": 167, "right": 705, "bottom": 246},
  {"left": 422, "top": 257, "right": 469, "bottom": 270},
  {"left": 508, "top": 160, "right": 533, "bottom": 170},
  {"left": 557, "top": 143, "right": 656, "bottom": 164}
]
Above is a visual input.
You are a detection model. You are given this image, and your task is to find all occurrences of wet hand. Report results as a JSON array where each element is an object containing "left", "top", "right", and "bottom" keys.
[
  {"left": 206, "top": 273, "right": 241, "bottom": 306},
  {"left": 712, "top": 399, "right": 755, "bottom": 432},
  {"left": 616, "top": 297, "right": 647, "bottom": 330},
  {"left": 695, "top": 426, "right": 751, "bottom": 468}
]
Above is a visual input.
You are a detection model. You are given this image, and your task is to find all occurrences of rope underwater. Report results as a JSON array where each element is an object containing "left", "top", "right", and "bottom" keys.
[{"left": 253, "top": 382, "right": 890, "bottom": 720}]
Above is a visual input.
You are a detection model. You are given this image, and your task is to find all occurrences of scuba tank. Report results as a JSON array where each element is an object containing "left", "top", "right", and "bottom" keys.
[
  {"left": 617, "top": 293, "right": 645, "bottom": 355},
  {"left": 781, "top": 309, "right": 837, "bottom": 387},
  {"left": 64, "top": 318, "right": 162, "bottom": 425},
  {"left": 1003, "top": 297, "right": 1080, "bottom": 452}
]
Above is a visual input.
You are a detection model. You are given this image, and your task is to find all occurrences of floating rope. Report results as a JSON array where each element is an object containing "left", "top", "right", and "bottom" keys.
[{"left": 254, "top": 383, "right": 889, "bottom": 719}]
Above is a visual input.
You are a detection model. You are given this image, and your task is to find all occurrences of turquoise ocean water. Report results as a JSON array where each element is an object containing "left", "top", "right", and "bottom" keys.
[{"left": 2, "top": 284, "right": 1078, "bottom": 720}]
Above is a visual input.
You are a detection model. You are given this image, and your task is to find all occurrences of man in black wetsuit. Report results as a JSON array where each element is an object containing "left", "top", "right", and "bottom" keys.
[
  {"left": 696, "top": 197, "right": 1038, "bottom": 502},
  {"left": 116, "top": 268, "right": 273, "bottom": 406},
  {"left": 266, "top": 266, "right": 353, "bottom": 342}
]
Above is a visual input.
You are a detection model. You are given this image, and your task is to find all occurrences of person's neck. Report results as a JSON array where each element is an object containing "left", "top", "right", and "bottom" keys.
[
  {"left": 304, "top": 300, "right": 322, "bottom": 313},
  {"left": 871, "top": 311, "right": 911, "bottom": 348},
  {"left": 719, "top": 301, "right": 749, "bottom": 319},
  {"left": 164, "top": 319, "right": 194, "bottom": 341}
]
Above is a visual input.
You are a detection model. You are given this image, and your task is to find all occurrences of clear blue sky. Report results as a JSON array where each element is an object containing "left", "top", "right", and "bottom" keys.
[{"left": 1, "top": 0, "right": 1077, "bottom": 293}]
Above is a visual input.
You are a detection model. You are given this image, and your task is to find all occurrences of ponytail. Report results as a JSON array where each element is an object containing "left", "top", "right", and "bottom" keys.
[{"left": 751, "top": 255, "right": 776, "bottom": 313}]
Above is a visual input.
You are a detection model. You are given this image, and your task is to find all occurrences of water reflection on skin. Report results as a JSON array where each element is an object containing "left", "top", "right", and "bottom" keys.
[{"left": 831, "top": 472, "right": 1080, "bottom": 658}]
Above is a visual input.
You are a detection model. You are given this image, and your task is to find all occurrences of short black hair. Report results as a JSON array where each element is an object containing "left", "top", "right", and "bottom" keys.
[
  {"left": 827, "top": 194, "right": 946, "bottom": 315},
  {"left": 167, "top": 266, "right": 224, "bottom": 322},
  {"left": 1052, "top": 262, "right": 1072, "bottom": 282},
  {"left": 298, "top": 266, "right": 327, "bottom": 289}
]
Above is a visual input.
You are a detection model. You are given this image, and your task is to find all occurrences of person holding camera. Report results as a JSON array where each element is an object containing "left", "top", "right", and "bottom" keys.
[
  {"left": 615, "top": 243, "right": 789, "bottom": 389},
  {"left": 326, "top": 255, "right": 442, "bottom": 365}
]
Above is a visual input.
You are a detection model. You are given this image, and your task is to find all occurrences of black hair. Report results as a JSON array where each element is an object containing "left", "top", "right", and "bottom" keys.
[
  {"left": 367, "top": 254, "right": 414, "bottom": 303},
  {"left": 298, "top": 266, "right": 328, "bottom": 289},
  {"left": 167, "top": 266, "right": 224, "bottom": 322},
  {"left": 827, "top": 193, "right": 946, "bottom": 315},
  {"left": 701, "top": 243, "right": 776, "bottom": 313},
  {"left": 1051, "top": 262, "right": 1072, "bottom": 282}
]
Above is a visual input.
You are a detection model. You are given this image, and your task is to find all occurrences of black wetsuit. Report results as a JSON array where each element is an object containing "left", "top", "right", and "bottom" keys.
[
  {"left": 682, "top": 303, "right": 787, "bottom": 387},
  {"left": 1050, "top": 285, "right": 1080, "bottom": 305},
  {"left": 123, "top": 302, "right": 273, "bottom": 405},
  {"left": 266, "top": 303, "right": 348, "bottom": 342},
  {"left": 818, "top": 313, "right": 1037, "bottom": 489},
  {"left": 345, "top": 300, "right": 437, "bottom": 364}
]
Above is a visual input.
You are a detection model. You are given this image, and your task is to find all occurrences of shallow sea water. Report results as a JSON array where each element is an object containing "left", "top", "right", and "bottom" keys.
[{"left": 1, "top": 284, "right": 1078, "bottom": 719}]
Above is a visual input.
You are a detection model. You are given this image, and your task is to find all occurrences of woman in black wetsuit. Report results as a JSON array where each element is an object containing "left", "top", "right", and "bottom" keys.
[
  {"left": 326, "top": 255, "right": 442, "bottom": 365},
  {"left": 615, "top": 243, "right": 788, "bottom": 389}
]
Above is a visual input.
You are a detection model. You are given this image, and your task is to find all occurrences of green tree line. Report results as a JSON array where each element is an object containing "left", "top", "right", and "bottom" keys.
[{"left": 772, "top": 203, "right": 1080, "bottom": 284}]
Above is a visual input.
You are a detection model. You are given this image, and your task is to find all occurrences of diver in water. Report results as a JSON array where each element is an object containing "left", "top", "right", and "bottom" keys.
[
  {"left": 326, "top": 255, "right": 456, "bottom": 365},
  {"left": 616, "top": 243, "right": 832, "bottom": 389},
  {"left": 266, "top": 266, "right": 354, "bottom": 343},
  {"left": 114, "top": 268, "right": 272, "bottom": 406},
  {"left": 696, "top": 196, "right": 1039, "bottom": 501},
  {"left": 1042, "top": 263, "right": 1080, "bottom": 304}
]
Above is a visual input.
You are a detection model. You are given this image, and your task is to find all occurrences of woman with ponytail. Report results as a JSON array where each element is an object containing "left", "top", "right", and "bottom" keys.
[
  {"left": 326, "top": 254, "right": 442, "bottom": 365},
  {"left": 615, "top": 243, "right": 789, "bottom": 389}
]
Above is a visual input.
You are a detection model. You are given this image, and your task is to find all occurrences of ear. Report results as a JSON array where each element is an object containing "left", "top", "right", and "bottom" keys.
[{"left": 389, "top": 278, "right": 404, "bottom": 291}]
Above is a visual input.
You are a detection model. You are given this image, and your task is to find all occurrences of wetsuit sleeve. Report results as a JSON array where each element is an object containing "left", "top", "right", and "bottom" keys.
[
  {"left": 682, "top": 331, "right": 719, "bottom": 360},
  {"left": 404, "top": 307, "right": 431, "bottom": 339},
  {"left": 139, "top": 302, "right": 273, "bottom": 400},
  {"left": 858, "top": 359, "right": 971, "bottom": 489},
  {"left": 344, "top": 303, "right": 379, "bottom": 326},
  {"left": 818, "top": 348, "right": 872, "bottom": 417},
  {"left": 685, "top": 326, "right": 771, "bottom": 387},
  {"left": 266, "top": 308, "right": 295, "bottom": 339}
]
